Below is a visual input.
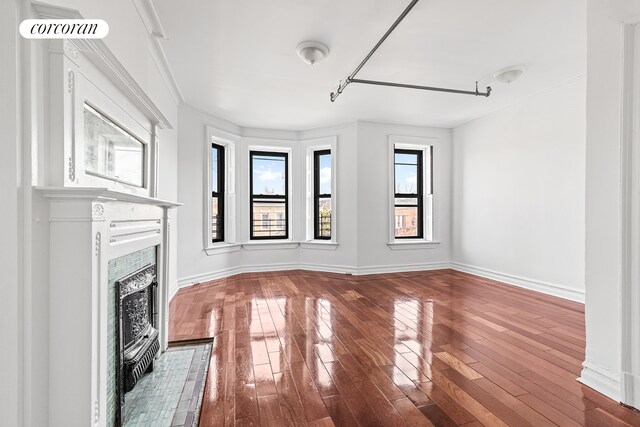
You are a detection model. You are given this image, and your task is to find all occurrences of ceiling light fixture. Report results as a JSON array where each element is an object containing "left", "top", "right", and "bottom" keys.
[
  {"left": 494, "top": 65, "right": 526, "bottom": 84},
  {"left": 296, "top": 41, "right": 330, "bottom": 66}
]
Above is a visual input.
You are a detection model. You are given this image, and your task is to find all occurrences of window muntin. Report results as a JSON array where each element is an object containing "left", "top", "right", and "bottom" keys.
[
  {"left": 394, "top": 149, "right": 424, "bottom": 238},
  {"left": 314, "top": 150, "right": 332, "bottom": 240},
  {"left": 211, "top": 143, "right": 225, "bottom": 242},
  {"left": 83, "top": 103, "right": 146, "bottom": 187},
  {"left": 250, "top": 151, "right": 288, "bottom": 239}
]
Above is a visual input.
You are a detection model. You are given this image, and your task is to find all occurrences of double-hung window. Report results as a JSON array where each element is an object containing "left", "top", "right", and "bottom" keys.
[
  {"left": 394, "top": 148, "right": 428, "bottom": 239},
  {"left": 211, "top": 143, "right": 225, "bottom": 242},
  {"left": 313, "top": 150, "right": 332, "bottom": 239},
  {"left": 250, "top": 151, "right": 288, "bottom": 239}
]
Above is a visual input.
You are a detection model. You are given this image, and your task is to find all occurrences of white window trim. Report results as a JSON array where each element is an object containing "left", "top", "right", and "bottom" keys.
[
  {"left": 299, "top": 241, "right": 339, "bottom": 250},
  {"left": 242, "top": 241, "right": 300, "bottom": 250},
  {"left": 74, "top": 71, "right": 156, "bottom": 197},
  {"left": 204, "top": 126, "right": 238, "bottom": 254},
  {"left": 388, "top": 135, "right": 440, "bottom": 248},
  {"left": 247, "top": 144, "right": 294, "bottom": 242},
  {"left": 204, "top": 243, "right": 241, "bottom": 255},
  {"left": 303, "top": 136, "right": 338, "bottom": 245}
]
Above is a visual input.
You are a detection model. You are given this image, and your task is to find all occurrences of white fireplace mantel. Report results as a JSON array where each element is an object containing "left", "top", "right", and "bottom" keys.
[
  {"left": 36, "top": 186, "right": 181, "bottom": 208},
  {"left": 35, "top": 186, "right": 180, "bottom": 427}
]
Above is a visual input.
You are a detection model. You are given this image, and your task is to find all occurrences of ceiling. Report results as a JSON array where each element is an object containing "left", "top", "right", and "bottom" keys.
[{"left": 154, "top": 0, "right": 585, "bottom": 130}]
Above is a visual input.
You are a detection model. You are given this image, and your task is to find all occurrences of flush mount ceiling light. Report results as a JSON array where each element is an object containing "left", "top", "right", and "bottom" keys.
[
  {"left": 494, "top": 65, "right": 526, "bottom": 84},
  {"left": 296, "top": 41, "right": 330, "bottom": 66}
]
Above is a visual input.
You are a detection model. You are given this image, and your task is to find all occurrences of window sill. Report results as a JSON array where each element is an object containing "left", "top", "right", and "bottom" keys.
[
  {"left": 300, "top": 241, "right": 339, "bottom": 250},
  {"left": 204, "top": 243, "right": 242, "bottom": 255},
  {"left": 387, "top": 240, "right": 440, "bottom": 250},
  {"left": 242, "top": 241, "right": 300, "bottom": 251}
]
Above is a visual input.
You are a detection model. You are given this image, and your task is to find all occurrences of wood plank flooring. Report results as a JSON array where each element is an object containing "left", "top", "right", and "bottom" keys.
[{"left": 169, "top": 269, "right": 640, "bottom": 426}]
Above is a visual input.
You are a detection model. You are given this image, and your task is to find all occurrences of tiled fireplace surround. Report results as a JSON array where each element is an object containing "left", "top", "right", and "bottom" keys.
[
  {"left": 27, "top": 4, "right": 181, "bottom": 425},
  {"left": 107, "top": 246, "right": 157, "bottom": 427},
  {"left": 39, "top": 188, "right": 179, "bottom": 427}
]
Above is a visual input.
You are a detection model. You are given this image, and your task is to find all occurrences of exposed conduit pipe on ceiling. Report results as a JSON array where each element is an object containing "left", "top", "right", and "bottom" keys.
[{"left": 329, "top": 0, "right": 492, "bottom": 102}]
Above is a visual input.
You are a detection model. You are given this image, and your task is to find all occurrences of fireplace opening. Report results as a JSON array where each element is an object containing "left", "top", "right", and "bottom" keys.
[{"left": 115, "top": 263, "right": 160, "bottom": 425}]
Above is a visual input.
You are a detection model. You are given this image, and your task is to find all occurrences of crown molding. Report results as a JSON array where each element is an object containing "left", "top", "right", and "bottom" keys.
[
  {"left": 180, "top": 102, "right": 243, "bottom": 134},
  {"left": 133, "top": 0, "right": 167, "bottom": 39},
  {"left": 132, "top": 0, "right": 185, "bottom": 105},
  {"left": 299, "top": 121, "right": 357, "bottom": 139},
  {"left": 148, "top": 37, "right": 185, "bottom": 105},
  {"left": 181, "top": 102, "right": 301, "bottom": 140},
  {"left": 31, "top": 1, "right": 81, "bottom": 19},
  {"left": 32, "top": 1, "right": 176, "bottom": 128}
]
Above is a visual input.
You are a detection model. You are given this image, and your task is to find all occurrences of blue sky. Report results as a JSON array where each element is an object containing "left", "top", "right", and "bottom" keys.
[
  {"left": 216, "top": 151, "right": 417, "bottom": 195},
  {"left": 318, "top": 153, "right": 331, "bottom": 194},
  {"left": 395, "top": 153, "right": 418, "bottom": 193},
  {"left": 253, "top": 155, "right": 286, "bottom": 195},
  {"left": 215, "top": 151, "right": 335, "bottom": 195},
  {"left": 211, "top": 148, "right": 219, "bottom": 191}
]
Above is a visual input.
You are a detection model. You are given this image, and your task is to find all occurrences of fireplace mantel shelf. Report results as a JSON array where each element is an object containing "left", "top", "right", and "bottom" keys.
[
  {"left": 35, "top": 186, "right": 182, "bottom": 208},
  {"left": 41, "top": 187, "right": 177, "bottom": 426}
]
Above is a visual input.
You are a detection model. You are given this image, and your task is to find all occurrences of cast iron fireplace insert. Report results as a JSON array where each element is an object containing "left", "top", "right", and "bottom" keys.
[{"left": 115, "top": 263, "right": 160, "bottom": 426}]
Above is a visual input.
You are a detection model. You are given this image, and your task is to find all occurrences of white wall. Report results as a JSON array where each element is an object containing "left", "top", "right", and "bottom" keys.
[
  {"left": 0, "top": 1, "right": 22, "bottom": 425},
  {"left": 176, "top": 105, "right": 452, "bottom": 287},
  {"left": 356, "top": 122, "right": 452, "bottom": 270},
  {"left": 580, "top": 0, "right": 640, "bottom": 404},
  {"left": 157, "top": 128, "right": 179, "bottom": 295},
  {"left": 298, "top": 124, "right": 360, "bottom": 270},
  {"left": 451, "top": 77, "right": 586, "bottom": 302},
  {"left": 13, "top": 1, "right": 181, "bottom": 426}
]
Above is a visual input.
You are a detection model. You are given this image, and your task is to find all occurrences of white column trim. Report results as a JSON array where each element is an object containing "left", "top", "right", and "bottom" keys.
[{"left": 619, "top": 21, "right": 640, "bottom": 409}]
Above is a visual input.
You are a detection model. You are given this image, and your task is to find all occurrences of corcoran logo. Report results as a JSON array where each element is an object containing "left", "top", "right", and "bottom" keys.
[{"left": 19, "top": 19, "right": 109, "bottom": 39}]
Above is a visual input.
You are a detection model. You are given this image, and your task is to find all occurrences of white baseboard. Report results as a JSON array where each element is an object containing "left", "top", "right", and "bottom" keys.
[
  {"left": 450, "top": 262, "right": 585, "bottom": 303},
  {"left": 176, "top": 262, "right": 300, "bottom": 289},
  {"left": 621, "top": 371, "right": 640, "bottom": 409},
  {"left": 175, "top": 260, "right": 584, "bottom": 305},
  {"left": 168, "top": 282, "right": 180, "bottom": 302},
  {"left": 353, "top": 262, "right": 450, "bottom": 275},
  {"left": 579, "top": 361, "right": 621, "bottom": 402},
  {"left": 174, "top": 261, "right": 450, "bottom": 299}
]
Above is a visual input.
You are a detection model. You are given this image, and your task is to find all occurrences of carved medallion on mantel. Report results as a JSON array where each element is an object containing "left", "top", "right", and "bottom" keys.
[{"left": 36, "top": 186, "right": 179, "bottom": 427}]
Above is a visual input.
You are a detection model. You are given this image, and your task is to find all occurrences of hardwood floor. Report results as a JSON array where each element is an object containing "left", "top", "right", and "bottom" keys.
[{"left": 169, "top": 269, "right": 640, "bottom": 426}]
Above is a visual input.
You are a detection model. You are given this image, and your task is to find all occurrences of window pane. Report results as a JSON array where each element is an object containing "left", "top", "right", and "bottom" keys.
[
  {"left": 395, "top": 164, "right": 419, "bottom": 194},
  {"left": 317, "top": 197, "right": 332, "bottom": 238},
  {"left": 84, "top": 104, "right": 145, "bottom": 187},
  {"left": 395, "top": 152, "right": 417, "bottom": 165},
  {"left": 395, "top": 206, "right": 419, "bottom": 237},
  {"left": 212, "top": 197, "right": 221, "bottom": 240},
  {"left": 395, "top": 197, "right": 418, "bottom": 206},
  {"left": 252, "top": 201, "right": 286, "bottom": 237},
  {"left": 318, "top": 153, "right": 331, "bottom": 195},
  {"left": 211, "top": 147, "right": 218, "bottom": 192},
  {"left": 252, "top": 154, "right": 286, "bottom": 195}
]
